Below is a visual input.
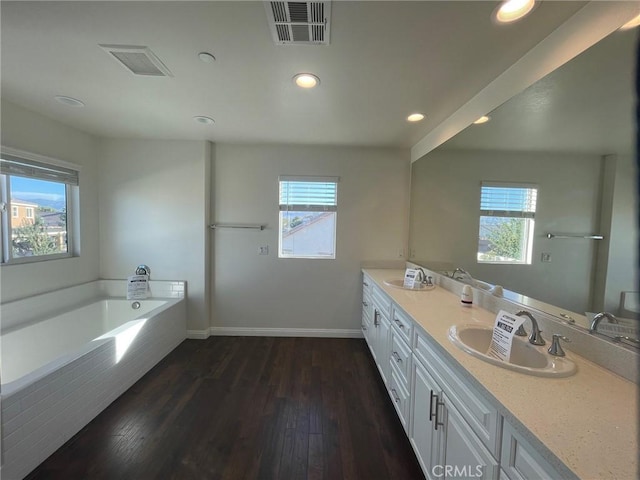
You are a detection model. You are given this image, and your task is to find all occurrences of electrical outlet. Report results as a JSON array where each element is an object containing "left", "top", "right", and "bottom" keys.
[
  {"left": 541, "top": 252, "right": 551, "bottom": 263},
  {"left": 398, "top": 248, "right": 404, "bottom": 258},
  {"left": 259, "top": 246, "right": 269, "bottom": 255}
]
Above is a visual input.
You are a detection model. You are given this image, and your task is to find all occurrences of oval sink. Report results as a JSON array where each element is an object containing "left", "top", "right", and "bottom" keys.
[
  {"left": 448, "top": 324, "right": 576, "bottom": 377},
  {"left": 383, "top": 279, "right": 434, "bottom": 291}
]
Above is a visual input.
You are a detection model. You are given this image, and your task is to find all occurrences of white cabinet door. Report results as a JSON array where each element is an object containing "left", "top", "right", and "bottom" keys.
[
  {"left": 443, "top": 392, "right": 499, "bottom": 480},
  {"left": 501, "top": 421, "right": 566, "bottom": 480},
  {"left": 375, "top": 312, "right": 391, "bottom": 385},
  {"left": 410, "top": 356, "right": 444, "bottom": 480}
]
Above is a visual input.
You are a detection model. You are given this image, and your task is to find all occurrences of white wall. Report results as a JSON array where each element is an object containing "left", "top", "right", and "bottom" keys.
[
  {"left": 599, "top": 154, "right": 638, "bottom": 313},
  {"left": 409, "top": 149, "right": 602, "bottom": 314},
  {"left": 98, "top": 139, "right": 211, "bottom": 332},
  {"left": 0, "top": 100, "right": 101, "bottom": 302},
  {"left": 212, "top": 143, "right": 409, "bottom": 333}
]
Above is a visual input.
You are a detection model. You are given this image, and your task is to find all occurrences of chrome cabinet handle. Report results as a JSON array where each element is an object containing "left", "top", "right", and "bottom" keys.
[
  {"left": 374, "top": 309, "right": 380, "bottom": 327},
  {"left": 434, "top": 396, "right": 445, "bottom": 431},
  {"left": 363, "top": 281, "right": 369, "bottom": 287},
  {"left": 392, "top": 351, "right": 402, "bottom": 363},
  {"left": 429, "top": 390, "right": 437, "bottom": 422},
  {"left": 391, "top": 388, "right": 400, "bottom": 403},
  {"left": 362, "top": 301, "right": 369, "bottom": 307},
  {"left": 361, "top": 324, "right": 367, "bottom": 330},
  {"left": 394, "top": 318, "right": 405, "bottom": 329}
]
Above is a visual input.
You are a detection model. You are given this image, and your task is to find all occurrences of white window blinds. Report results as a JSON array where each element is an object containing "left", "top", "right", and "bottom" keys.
[
  {"left": 0, "top": 154, "right": 79, "bottom": 186},
  {"left": 279, "top": 175, "right": 339, "bottom": 212},
  {"left": 480, "top": 182, "right": 537, "bottom": 219}
]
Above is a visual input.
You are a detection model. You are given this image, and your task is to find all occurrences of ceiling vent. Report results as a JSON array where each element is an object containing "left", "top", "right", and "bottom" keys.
[
  {"left": 99, "top": 45, "right": 173, "bottom": 77},
  {"left": 265, "top": 1, "right": 331, "bottom": 45}
]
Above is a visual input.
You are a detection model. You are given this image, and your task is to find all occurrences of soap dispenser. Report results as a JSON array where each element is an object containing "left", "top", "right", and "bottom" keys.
[{"left": 460, "top": 285, "right": 473, "bottom": 307}]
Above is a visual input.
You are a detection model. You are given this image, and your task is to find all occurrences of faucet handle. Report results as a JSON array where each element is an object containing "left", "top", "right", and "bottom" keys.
[
  {"left": 548, "top": 334, "right": 570, "bottom": 357},
  {"left": 515, "top": 325, "right": 527, "bottom": 337}
]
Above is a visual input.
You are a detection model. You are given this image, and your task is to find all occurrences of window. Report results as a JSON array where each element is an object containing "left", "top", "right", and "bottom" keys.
[
  {"left": 477, "top": 182, "right": 537, "bottom": 264},
  {"left": 0, "top": 149, "right": 79, "bottom": 264},
  {"left": 278, "top": 175, "right": 339, "bottom": 259}
]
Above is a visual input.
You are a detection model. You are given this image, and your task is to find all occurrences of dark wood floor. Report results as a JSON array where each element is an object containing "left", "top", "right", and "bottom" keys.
[{"left": 26, "top": 337, "right": 425, "bottom": 480}]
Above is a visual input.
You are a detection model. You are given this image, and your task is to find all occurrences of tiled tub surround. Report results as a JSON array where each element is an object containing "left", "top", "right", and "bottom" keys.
[
  {"left": 0, "top": 280, "right": 187, "bottom": 480},
  {"left": 363, "top": 269, "right": 638, "bottom": 480}
]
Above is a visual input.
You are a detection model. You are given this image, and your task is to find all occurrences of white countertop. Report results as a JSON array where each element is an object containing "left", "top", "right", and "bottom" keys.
[{"left": 363, "top": 269, "right": 638, "bottom": 480}]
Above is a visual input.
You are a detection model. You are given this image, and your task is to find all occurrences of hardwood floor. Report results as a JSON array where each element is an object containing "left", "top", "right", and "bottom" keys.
[{"left": 26, "top": 337, "right": 425, "bottom": 480}]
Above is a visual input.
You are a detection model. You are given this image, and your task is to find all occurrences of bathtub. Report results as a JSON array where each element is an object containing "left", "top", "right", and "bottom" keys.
[{"left": 0, "top": 280, "right": 186, "bottom": 480}]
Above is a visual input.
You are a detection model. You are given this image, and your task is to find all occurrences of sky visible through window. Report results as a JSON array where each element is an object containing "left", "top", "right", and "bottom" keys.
[{"left": 11, "top": 176, "right": 65, "bottom": 204}]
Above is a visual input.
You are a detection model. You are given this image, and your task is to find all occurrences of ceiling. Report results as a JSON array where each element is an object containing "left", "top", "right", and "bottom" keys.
[
  {"left": 0, "top": 1, "right": 608, "bottom": 148},
  {"left": 442, "top": 25, "right": 636, "bottom": 155}
]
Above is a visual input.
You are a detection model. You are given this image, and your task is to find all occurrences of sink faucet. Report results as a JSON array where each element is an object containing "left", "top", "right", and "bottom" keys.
[
  {"left": 589, "top": 312, "right": 618, "bottom": 334},
  {"left": 451, "top": 267, "right": 472, "bottom": 281},
  {"left": 515, "top": 310, "right": 545, "bottom": 346}
]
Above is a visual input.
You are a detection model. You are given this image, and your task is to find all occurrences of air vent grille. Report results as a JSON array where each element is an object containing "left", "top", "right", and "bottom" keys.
[
  {"left": 265, "top": 1, "right": 331, "bottom": 45},
  {"left": 99, "top": 44, "right": 173, "bottom": 77}
]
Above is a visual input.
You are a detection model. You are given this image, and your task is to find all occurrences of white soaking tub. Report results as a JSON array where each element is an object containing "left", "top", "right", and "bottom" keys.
[{"left": 0, "top": 280, "right": 187, "bottom": 480}]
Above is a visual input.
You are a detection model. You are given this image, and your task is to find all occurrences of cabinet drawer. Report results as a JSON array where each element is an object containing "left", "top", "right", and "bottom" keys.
[
  {"left": 389, "top": 369, "right": 410, "bottom": 433},
  {"left": 390, "top": 304, "right": 413, "bottom": 345},
  {"left": 414, "top": 329, "right": 501, "bottom": 458},
  {"left": 372, "top": 285, "right": 392, "bottom": 319},
  {"left": 389, "top": 330, "right": 412, "bottom": 387}
]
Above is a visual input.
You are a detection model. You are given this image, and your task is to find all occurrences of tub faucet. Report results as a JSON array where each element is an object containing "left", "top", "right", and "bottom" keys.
[
  {"left": 589, "top": 312, "right": 618, "bottom": 334},
  {"left": 136, "top": 265, "right": 150, "bottom": 277},
  {"left": 515, "top": 310, "right": 545, "bottom": 346}
]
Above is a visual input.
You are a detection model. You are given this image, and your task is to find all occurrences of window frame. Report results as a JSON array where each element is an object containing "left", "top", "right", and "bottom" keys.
[
  {"left": 477, "top": 181, "right": 538, "bottom": 265},
  {"left": 0, "top": 146, "right": 80, "bottom": 265},
  {"left": 278, "top": 175, "right": 339, "bottom": 260}
]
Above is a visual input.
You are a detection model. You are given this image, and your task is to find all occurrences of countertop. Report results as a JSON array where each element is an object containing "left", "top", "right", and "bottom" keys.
[{"left": 363, "top": 269, "right": 638, "bottom": 480}]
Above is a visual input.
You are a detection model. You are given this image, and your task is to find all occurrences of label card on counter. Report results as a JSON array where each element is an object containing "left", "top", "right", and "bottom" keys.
[
  {"left": 127, "top": 274, "right": 149, "bottom": 300},
  {"left": 403, "top": 268, "right": 419, "bottom": 289},
  {"left": 486, "top": 310, "right": 526, "bottom": 362}
]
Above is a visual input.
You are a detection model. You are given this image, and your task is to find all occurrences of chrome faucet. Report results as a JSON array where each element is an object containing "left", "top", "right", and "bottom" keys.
[
  {"left": 515, "top": 310, "right": 545, "bottom": 346},
  {"left": 135, "top": 264, "right": 150, "bottom": 277},
  {"left": 414, "top": 267, "right": 434, "bottom": 287},
  {"left": 589, "top": 312, "right": 618, "bottom": 334},
  {"left": 451, "top": 267, "right": 472, "bottom": 281}
]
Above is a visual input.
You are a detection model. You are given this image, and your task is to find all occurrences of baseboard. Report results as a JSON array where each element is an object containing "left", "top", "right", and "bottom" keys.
[
  {"left": 209, "top": 327, "right": 363, "bottom": 338},
  {"left": 186, "top": 329, "right": 210, "bottom": 339}
]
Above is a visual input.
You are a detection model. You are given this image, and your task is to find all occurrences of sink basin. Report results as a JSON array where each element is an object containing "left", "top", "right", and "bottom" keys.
[
  {"left": 448, "top": 324, "right": 576, "bottom": 377},
  {"left": 383, "top": 279, "right": 434, "bottom": 291}
]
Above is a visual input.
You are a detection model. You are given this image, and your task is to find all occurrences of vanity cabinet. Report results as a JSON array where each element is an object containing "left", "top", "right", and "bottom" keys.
[
  {"left": 362, "top": 276, "right": 391, "bottom": 385},
  {"left": 360, "top": 273, "right": 571, "bottom": 480},
  {"left": 361, "top": 277, "right": 374, "bottom": 346}
]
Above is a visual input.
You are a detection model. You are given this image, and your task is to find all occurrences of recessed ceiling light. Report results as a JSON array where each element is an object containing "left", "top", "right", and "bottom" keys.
[
  {"left": 473, "top": 116, "right": 491, "bottom": 125},
  {"left": 620, "top": 13, "right": 640, "bottom": 31},
  {"left": 193, "top": 116, "right": 215, "bottom": 125},
  {"left": 494, "top": 0, "right": 536, "bottom": 24},
  {"left": 407, "top": 113, "right": 425, "bottom": 122},
  {"left": 293, "top": 73, "right": 320, "bottom": 89},
  {"left": 198, "top": 52, "right": 216, "bottom": 63},
  {"left": 54, "top": 95, "right": 85, "bottom": 107}
]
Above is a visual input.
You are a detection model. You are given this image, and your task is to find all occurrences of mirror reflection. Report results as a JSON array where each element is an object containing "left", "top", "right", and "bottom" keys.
[{"left": 409, "top": 27, "right": 638, "bottom": 330}]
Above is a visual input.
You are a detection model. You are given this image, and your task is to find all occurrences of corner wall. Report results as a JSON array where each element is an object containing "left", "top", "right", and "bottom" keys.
[
  {"left": 211, "top": 143, "right": 409, "bottom": 334},
  {"left": 98, "top": 139, "right": 211, "bottom": 332},
  {"left": 0, "top": 100, "right": 101, "bottom": 302}
]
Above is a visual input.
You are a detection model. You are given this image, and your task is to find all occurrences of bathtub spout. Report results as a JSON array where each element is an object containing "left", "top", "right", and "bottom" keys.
[{"left": 135, "top": 265, "right": 150, "bottom": 277}]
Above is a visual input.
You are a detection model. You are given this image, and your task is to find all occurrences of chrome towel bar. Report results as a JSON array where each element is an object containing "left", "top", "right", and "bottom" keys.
[
  {"left": 209, "top": 223, "right": 265, "bottom": 230},
  {"left": 545, "top": 233, "right": 603, "bottom": 240}
]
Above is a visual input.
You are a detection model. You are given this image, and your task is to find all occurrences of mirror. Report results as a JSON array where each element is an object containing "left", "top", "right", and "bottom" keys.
[{"left": 408, "top": 27, "right": 638, "bottom": 331}]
